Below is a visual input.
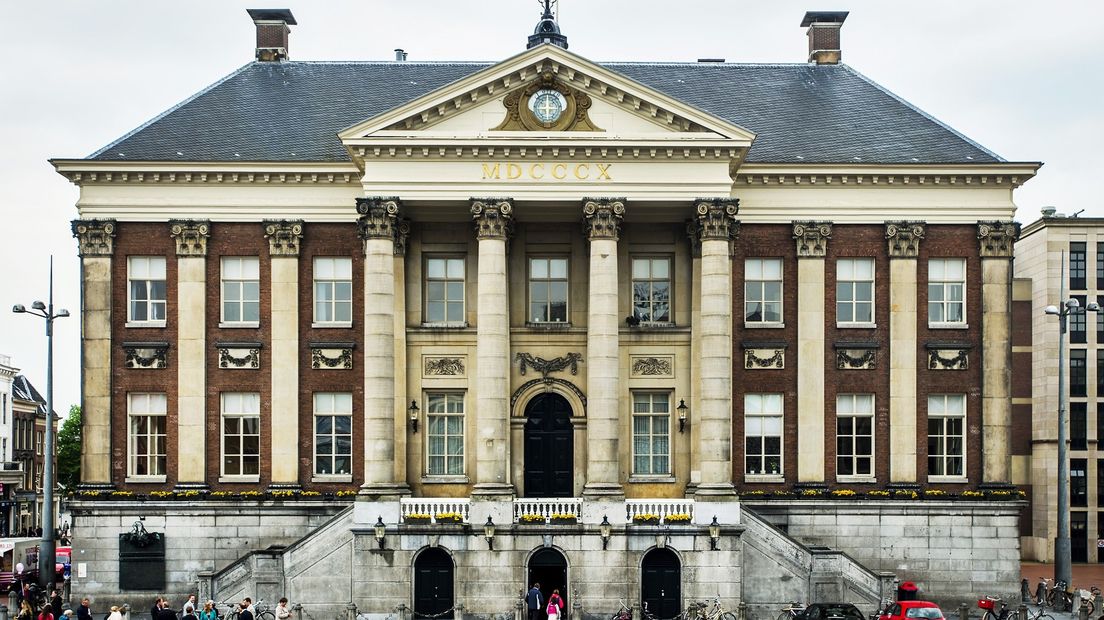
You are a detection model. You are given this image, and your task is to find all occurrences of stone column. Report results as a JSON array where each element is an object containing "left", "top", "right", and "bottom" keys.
[
  {"left": 169, "top": 220, "right": 210, "bottom": 488},
  {"left": 356, "top": 197, "right": 409, "bottom": 498},
  {"left": 793, "top": 221, "right": 832, "bottom": 485},
  {"left": 582, "top": 198, "right": 626, "bottom": 498},
  {"left": 978, "top": 221, "right": 1020, "bottom": 486},
  {"left": 694, "top": 198, "right": 739, "bottom": 498},
  {"left": 686, "top": 220, "right": 703, "bottom": 495},
  {"left": 264, "top": 220, "right": 304, "bottom": 489},
  {"left": 471, "top": 199, "right": 515, "bottom": 498},
  {"left": 71, "top": 220, "right": 116, "bottom": 488},
  {"left": 886, "top": 222, "right": 926, "bottom": 484},
  {"left": 393, "top": 219, "right": 411, "bottom": 490}
]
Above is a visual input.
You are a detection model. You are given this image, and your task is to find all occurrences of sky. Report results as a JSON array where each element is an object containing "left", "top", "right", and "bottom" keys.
[{"left": 0, "top": 1, "right": 1101, "bottom": 411}]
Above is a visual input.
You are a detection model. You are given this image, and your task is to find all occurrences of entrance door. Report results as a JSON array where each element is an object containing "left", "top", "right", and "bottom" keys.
[
  {"left": 524, "top": 393, "right": 574, "bottom": 497},
  {"left": 413, "top": 548, "right": 454, "bottom": 619},
  {"left": 528, "top": 548, "right": 568, "bottom": 616},
  {"left": 641, "top": 548, "right": 681, "bottom": 619},
  {"left": 1072, "top": 511, "right": 1088, "bottom": 563}
]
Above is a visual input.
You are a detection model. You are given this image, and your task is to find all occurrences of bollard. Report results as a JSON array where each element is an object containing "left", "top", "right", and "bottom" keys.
[
  {"left": 1081, "top": 599, "right": 1091, "bottom": 620},
  {"left": 631, "top": 602, "right": 641, "bottom": 620},
  {"left": 121, "top": 604, "right": 131, "bottom": 620},
  {"left": 515, "top": 594, "right": 525, "bottom": 620},
  {"left": 6, "top": 594, "right": 15, "bottom": 617},
  {"left": 292, "top": 604, "right": 302, "bottom": 620},
  {"left": 396, "top": 603, "right": 408, "bottom": 620},
  {"left": 1, "top": 603, "right": 10, "bottom": 620},
  {"left": 1096, "top": 593, "right": 1103, "bottom": 620},
  {"left": 454, "top": 603, "right": 464, "bottom": 620},
  {"left": 1074, "top": 594, "right": 1082, "bottom": 616},
  {"left": 958, "top": 603, "right": 969, "bottom": 620},
  {"left": 738, "top": 601, "right": 747, "bottom": 620},
  {"left": 1023, "top": 580, "right": 1032, "bottom": 604},
  {"left": 346, "top": 602, "right": 357, "bottom": 620},
  {"left": 1018, "top": 605, "right": 1027, "bottom": 620}
]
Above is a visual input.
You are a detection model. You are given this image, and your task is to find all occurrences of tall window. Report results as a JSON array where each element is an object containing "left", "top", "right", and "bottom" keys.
[
  {"left": 313, "top": 257, "right": 352, "bottom": 324},
  {"left": 1098, "top": 351, "right": 1104, "bottom": 398},
  {"left": 1097, "top": 242, "right": 1104, "bottom": 289},
  {"left": 927, "top": 394, "right": 966, "bottom": 478},
  {"left": 836, "top": 259, "right": 875, "bottom": 325},
  {"left": 1098, "top": 406, "right": 1104, "bottom": 446},
  {"left": 36, "top": 432, "right": 43, "bottom": 456},
  {"left": 632, "top": 392, "right": 671, "bottom": 475},
  {"left": 1072, "top": 402, "right": 1088, "bottom": 451},
  {"left": 221, "top": 393, "right": 260, "bottom": 477},
  {"left": 1071, "top": 242, "right": 1087, "bottom": 290},
  {"left": 529, "top": 258, "right": 568, "bottom": 323},
  {"left": 426, "top": 393, "right": 464, "bottom": 476},
  {"left": 1072, "top": 349, "right": 1088, "bottom": 397},
  {"left": 745, "top": 258, "right": 783, "bottom": 324},
  {"left": 1071, "top": 458, "right": 1088, "bottom": 507},
  {"left": 632, "top": 258, "right": 671, "bottom": 323},
  {"left": 221, "top": 257, "right": 260, "bottom": 324},
  {"left": 425, "top": 257, "right": 465, "bottom": 324},
  {"left": 744, "top": 393, "right": 783, "bottom": 476},
  {"left": 928, "top": 259, "right": 966, "bottom": 325},
  {"left": 1097, "top": 296, "right": 1104, "bottom": 343},
  {"left": 127, "top": 256, "right": 167, "bottom": 323},
  {"left": 313, "top": 393, "right": 352, "bottom": 477},
  {"left": 836, "top": 394, "right": 874, "bottom": 478},
  {"left": 1071, "top": 295, "right": 1088, "bottom": 344},
  {"left": 127, "top": 393, "right": 166, "bottom": 477}
]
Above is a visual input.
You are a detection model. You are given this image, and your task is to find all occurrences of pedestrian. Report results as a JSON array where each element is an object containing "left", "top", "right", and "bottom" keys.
[
  {"left": 199, "top": 602, "right": 217, "bottom": 620},
  {"left": 275, "top": 599, "right": 291, "bottom": 620},
  {"left": 546, "top": 590, "right": 563, "bottom": 620},
  {"left": 76, "top": 598, "right": 91, "bottom": 620},
  {"left": 237, "top": 600, "right": 254, "bottom": 620},
  {"left": 18, "top": 601, "right": 33, "bottom": 620},
  {"left": 526, "top": 583, "right": 542, "bottom": 620},
  {"left": 151, "top": 598, "right": 163, "bottom": 620},
  {"left": 242, "top": 599, "right": 255, "bottom": 617},
  {"left": 37, "top": 604, "right": 54, "bottom": 620},
  {"left": 107, "top": 607, "right": 122, "bottom": 620},
  {"left": 157, "top": 602, "right": 178, "bottom": 620},
  {"left": 182, "top": 596, "right": 197, "bottom": 620},
  {"left": 50, "top": 590, "right": 62, "bottom": 614}
]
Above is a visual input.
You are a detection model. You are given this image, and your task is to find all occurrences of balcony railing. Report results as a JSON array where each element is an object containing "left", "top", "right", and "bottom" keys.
[
  {"left": 513, "top": 497, "right": 583, "bottom": 522},
  {"left": 400, "top": 497, "right": 702, "bottom": 525},
  {"left": 399, "top": 497, "right": 471, "bottom": 523},
  {"left": 624, "top": 499, "right": 695, "bottom": 523}
]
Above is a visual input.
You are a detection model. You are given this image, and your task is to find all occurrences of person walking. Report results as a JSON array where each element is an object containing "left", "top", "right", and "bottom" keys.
[
  {"left": 526, "top": 583, "right": 542, "bottom": 620},
  {"left": 237, "top": 600, "right": 254, "bottom": 620},
  {"left": 182, "top": 596, "right": 197, "bottom": 620},
  {"left": 75, "top": 599, "right": 91, "bottom": 620},
  {"left": 37, "top": 604, "right": 54, "bottom": 620},
  {"left": 17, "top": 601, "right": 33, "bottom": 620},
  {"left": 151, "top": 598, "right": 164, "bottom": 620},
  {"left": 50, "top": 591, "right": 62, "bottom": 615},
  {"left": 107, "top": 607, "right": 123, "bottom": 620},
  {"left": 546, "top": 590, "right": 563, "bottom": 620},
  {"left": 199, "top": 602, "right": 217, "bottom": 620},
  {"left": 275, "top": 599, "right": 291, "bottom": 620}
]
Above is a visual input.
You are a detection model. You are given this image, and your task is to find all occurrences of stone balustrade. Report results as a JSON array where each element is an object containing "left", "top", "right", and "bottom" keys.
[
  {"left": 512, "top": 497, "right": 584, "bottom": 522},
  {"left": 399, "top": 498, "right": 471, "bottom": 523},
  {"left": 624, "top": 499, "right": 697, "bottom": 523}
]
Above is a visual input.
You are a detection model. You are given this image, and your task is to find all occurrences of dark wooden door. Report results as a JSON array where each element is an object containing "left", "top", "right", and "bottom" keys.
[
  {"left": 414, "top": 548, "right": 453, "bottom": 618},
  {"left": 641, "top": 548, "right": 681, "bottom": 619},
  {"left": 528, "top": 548, "right": 568, "bottom": 614},
  {"left": 524, "top": 393, "right": 574, "bottom": 497}
]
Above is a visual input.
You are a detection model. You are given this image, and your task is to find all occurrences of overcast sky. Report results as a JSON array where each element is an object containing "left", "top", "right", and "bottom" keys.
[{"left": 1, "top": 1, "right": 1100, "bottom": 411}]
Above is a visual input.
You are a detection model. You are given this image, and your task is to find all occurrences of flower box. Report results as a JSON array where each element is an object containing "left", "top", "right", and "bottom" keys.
[
  {"left": 632, "top": 514, "right": 660, "bottom": 525},
  {"left": 404, "top": 513, "right": 432, "bottom": 524},
  {"left": 550, "top": 517, "right": 578, "bottom": 525},
  {"left": 434, "top": 513, "right": 463, "bottom": 524}
]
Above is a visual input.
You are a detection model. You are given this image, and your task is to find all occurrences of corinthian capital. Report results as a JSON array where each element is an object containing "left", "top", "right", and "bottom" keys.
[
  {"left": 582, "top": 198, "right": 626, "bottom": 241},
  {"left": 977, "top": 220, "right": 1020, "bottom": 258},
  {"left": 885, "top": 221, "right": 926, "bottom": 258},
  {"left": 263, "top": 220, "right": 304, "bottom": 257},
  {"left": 71, "top": 219, "right": 116, "bottom": 257},
  {"left": 394, "top": 218, "right": 412, "bottom": 256},
  {"left": 793, "top": 221, "right": 833, "bottom": 258},
  {"left": 168, "top": 220, "right": 210, "bottom": 257},
  {"left": 470, "top": 198, "right": 514, "bottom": 241},
  {"left": 695, "top": 198, "right": 740, "bottom": 241},
  {"left": 356, "top": 197, "right": 401, "bottom": 240}
]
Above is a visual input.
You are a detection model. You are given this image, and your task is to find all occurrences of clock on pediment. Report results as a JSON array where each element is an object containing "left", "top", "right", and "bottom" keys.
[{"left": 494, "top": 71, "right": 604, "bottom": 132}]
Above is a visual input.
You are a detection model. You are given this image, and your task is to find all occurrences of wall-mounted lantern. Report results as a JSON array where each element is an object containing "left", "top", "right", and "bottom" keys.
[
  {"left": 677, "top": 399, "right": 688, "bottom": 433},
  {"left": 600, "top": 515, "right": 612, "bottom": 550},
  {"left": 408, "top": 400, "right": 420, "bottom": 433},
  {"left": 484, "top": 517, "right": 496, "bottom": 550},
  {"left": 709, "top": 516, "right": 721, "bottom": 551},
  {"left": 374, "top": 516, "right": 386, "bottom": 549}
]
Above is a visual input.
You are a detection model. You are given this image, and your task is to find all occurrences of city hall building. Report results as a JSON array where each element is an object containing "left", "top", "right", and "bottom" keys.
[{"left": 56, "top": 7, "right": 1037, "bottom": 618}]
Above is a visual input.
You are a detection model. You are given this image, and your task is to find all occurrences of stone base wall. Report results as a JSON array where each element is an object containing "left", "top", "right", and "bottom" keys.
[{"left": 744, "top": 500, "right": 1024, "bottom": 606}]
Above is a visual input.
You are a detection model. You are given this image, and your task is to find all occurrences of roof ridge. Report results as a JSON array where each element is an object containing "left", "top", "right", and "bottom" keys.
[
  {"left": 841, "top": 64, "right": 1005, "bottom": 163},
  {"left": 88, "top": 62, "right": 256, "bottom": 159}
]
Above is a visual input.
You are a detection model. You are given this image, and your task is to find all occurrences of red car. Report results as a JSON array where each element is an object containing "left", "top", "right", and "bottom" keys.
[{"left": 879, "top": 602, "right": 944, "bottom": 620}]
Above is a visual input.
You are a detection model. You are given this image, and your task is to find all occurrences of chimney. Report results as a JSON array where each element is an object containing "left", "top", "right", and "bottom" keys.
[
  {"left": 394, "top": 48, "right": 408, "bottom": 62},
  {"left": 247, "top": 9, "right": 297, "bottom": 62},
  {"left": 800, "top": 11, "right": 848, "bottom": 65}
]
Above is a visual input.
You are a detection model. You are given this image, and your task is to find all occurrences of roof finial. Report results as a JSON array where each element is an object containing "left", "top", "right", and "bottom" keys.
[{"left": 528, "top": 0, "right": 568, "bottom": 50}]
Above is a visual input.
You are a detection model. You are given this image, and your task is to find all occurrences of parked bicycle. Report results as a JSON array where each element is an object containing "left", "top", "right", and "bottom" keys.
[
  {"left": 1032, "top": 578, "right": 1051, "bottom": 607},
  {"left": 685, "top": 597, "right": 737, "bottom": 620},
  {"left": 777, "top": 602, "right": 806, "bottom": 620},
  {"left": 979, "top": 596, "right": 1014, "bottom": 620},
  {"left": 1014, "top": 605, "right": 1055, "bottom": 620},
  {"left": 611, "top": 600, "right": 632, "bottom": 620},
  {"left": 1044, "top": 580, "right": 1072, "bottom": 612}
]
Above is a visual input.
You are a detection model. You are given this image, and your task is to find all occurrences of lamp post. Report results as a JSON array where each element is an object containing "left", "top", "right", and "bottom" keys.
[
  {"left": 11, "top": 256, "right": 69, "bottom": 589},
  {"left": 1044, "top": 250, "right": 1098, "bottom": 586}
]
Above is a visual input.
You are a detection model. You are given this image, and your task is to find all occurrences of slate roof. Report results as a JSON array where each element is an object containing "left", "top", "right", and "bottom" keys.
[
  {"left": 11, "top": 375, "right": 55, "bottom": 418},
  {"left": 89, "top": 60, "right": 1003, "bottom": 165}
]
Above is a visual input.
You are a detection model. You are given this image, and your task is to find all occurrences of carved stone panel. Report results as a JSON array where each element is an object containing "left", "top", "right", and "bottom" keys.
[
  {"left": 695, "top": 198, "right": 740, "bottom": 241},
  {"left": 423, "top": 356, "right": 466, "bottom": 378},
  {"left": 836, "top": 349, "right": 877, "bottom": 370},
  {"left": 72, "top": 219, "right": 117, "bottom": 257},
  {"left": 885, "top": 221, "right": 925, "bottom": 258},
  {"left": 471, "top": 199, "right": 514, "bottom": 240},
  {"left": 216, "top": 342, "right": 262, "bottom": 369},
  {"left": 793, "top": 221, "right": 833, "bottom": 258},
  {"left": 927, "top": 345, "right": 970, "bottom": 370},
  {"left": 168, "top": 220, "right": 211, "bottom": 257},
  {"left": 122, "top": 342, "right": 169, "bottom": 369},
  {"left": 263, "top": 220, "right": 304, "bottom": 257},
  {"left": 977, "top": 220, "right": 1020, "bottom": 258},
  {"left": 743, "top": 348, "right": 785, "bottom": 370},
  {"left": 582, "top": 199, "right": 625, "bottom": 241},
  {"left": 311, "top": 342, "right": 354, "bottom": 370},
  {"left": 515, "top": 352, "right": 582, "bottom": 377},
  {"left": 355, "top": 197, "right": 401, "bottom": 240},
  {"left": 630, "top": 356, "right": 674, "bottom": 378}
]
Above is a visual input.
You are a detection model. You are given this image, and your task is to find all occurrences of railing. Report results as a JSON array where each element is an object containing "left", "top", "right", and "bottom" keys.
[
  {"left": 624, "top": 499, "right": 695, "bottom": 523},
  {"left": 399, "top": 497, "right": 470, "bottom": 523},
  {"left": 513, "top": 498, "right": 583, "bottom": 522}
]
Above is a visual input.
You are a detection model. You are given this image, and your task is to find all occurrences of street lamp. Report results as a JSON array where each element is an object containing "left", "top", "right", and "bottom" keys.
[
  {"left": 12, "top": 256, "right": 68, "bottom": 589},
  {"left": 1043, "top": 250, "right": 1099, "bottom": 587}
]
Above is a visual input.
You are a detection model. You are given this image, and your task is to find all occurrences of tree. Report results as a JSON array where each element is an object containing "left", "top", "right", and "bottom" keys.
[{"left": 56, "top": 405, "right": 81, "bottom": 490}]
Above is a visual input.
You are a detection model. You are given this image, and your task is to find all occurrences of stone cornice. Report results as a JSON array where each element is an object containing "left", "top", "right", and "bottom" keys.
[
  {"left": 71, "top": 219, "right": 116, "bottom": 257},
  {"left": 885, "top": 221, "right": 926, "bottom": 259},
  {"left": 168, "top": 219, "right": 211, "bottom": 257},
  {"left": 977, "top": 220, "right": 1020, "bottom": 259},
  {"left": 356, "top": 197, "right": 401, "bottom": 241},
  {"left": 792, "top": 221, "right": 833, "bottom": 258},
  {"left": 51, "top": 160, "right": 358, "bottom": 188},
  {"left": 582, "top": 198, "right": 625, "bottom": 241},
  {"left": 470, "top": 198, "right": 515, "bottom": 241},
  {"left": 694, "top": 198, "right": 740, "bottom": 241},
  {"left": 735, "top": 162, "right": 1040, "bottom": 190},
  {"left": 263, "top": 220, "right": 304, "bottom": 257}
]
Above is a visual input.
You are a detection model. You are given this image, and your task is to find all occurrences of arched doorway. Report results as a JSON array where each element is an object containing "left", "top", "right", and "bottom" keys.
[
  {"left": 641, "top": 548, "right": 681, "bottom": 619},
  {"left": 523, "top": 393, "right": 574, "bottom": 497},
  {"left": 528, "top": 548, "right": 568, "bottom": 614},
  {"left": 413, "top": 548, "right": 454, "bottom": 618}
]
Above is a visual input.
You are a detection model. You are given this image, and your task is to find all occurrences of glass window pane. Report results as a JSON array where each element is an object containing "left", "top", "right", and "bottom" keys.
[
  {"left": 446, "top": 259, "right": 464, "bottom": 279},
  {"left": 427, "top": 259, "right": 446, "bottom": 279},
  {"left": 530, "top": 259, "right": 547, "bottom": 279},
  {"left": 550, "top": 259, "right": 568, "bottom": 279}
]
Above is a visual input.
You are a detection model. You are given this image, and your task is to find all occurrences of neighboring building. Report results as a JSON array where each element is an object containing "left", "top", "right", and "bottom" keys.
[
  {"left": 1015, "top": 212, "right": 1104, "bottom": 563},
  {"left": 0, "top": 354, "right": 24, "bottom": 536},
  {"left": 55, "top": 7, "right": 1038, "bottom": 615},
  {"left": 10, "top": 374, "right": 58, "bottom": 536}
]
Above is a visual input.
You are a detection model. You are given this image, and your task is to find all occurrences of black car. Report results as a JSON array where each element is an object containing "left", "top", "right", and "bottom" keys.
[{"left": 799, "top": 604, "right": 866, "bottom": 620}]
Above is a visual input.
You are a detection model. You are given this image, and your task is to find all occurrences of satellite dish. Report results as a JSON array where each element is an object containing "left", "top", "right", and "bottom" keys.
[{"left": 15, "top": 562, "right": 24, "bottom": 574}]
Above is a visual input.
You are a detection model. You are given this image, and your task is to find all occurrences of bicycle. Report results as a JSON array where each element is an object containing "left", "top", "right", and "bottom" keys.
[
  {"left": 979, "top": 596, "right": 1014, "bottom": 620},
  {"left": 685, "top": 598, "right": 737, "bottom": 620},
  {"left": 1044, "top": 581, "right": 1071, "bottom": 612},
  {"left": 253, "top": 600, "right": 276, "bottom": 620},
  {"left": 611, "top": 600, "right": 632, "bottom": 620},
  {"left": 777, "top": 602, "right": 806, "bottom": 620},
  {"left": 1014, "top": 605, "right": 1055, "bottom": 620}
]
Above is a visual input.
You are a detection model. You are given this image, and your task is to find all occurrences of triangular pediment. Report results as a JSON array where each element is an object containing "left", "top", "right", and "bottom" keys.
[{"left": 339, "top": 44, "right": 756, "bottom": 152}]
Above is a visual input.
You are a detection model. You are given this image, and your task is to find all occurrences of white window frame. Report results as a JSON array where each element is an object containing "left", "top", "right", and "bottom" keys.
[
  {"left": 220, "top": 392, "right": 261, "bottom": 481},
  {"left": 313, "top": 257, "right": 353, "bottom": 327},
  {"left": 127, "top": 393, "right": 167, "bottom": 481},
  {"left": 631, "top": 257, "right": 673, "bottom": 325},
  {"left": 836, "top": 393, "right": 875, "bottom": 481},
  {"left": 836, "top": 258, "right": 876, "bottom": 327},
  {"left": 424, "top": 256, "right": 467, "bottom": 326},
  {"left": 927, "top": 393, "right": 967, "bottom": 482},
  {"left": 744, "top": 258, "right": 784, "bottom": 327},
  {"left": 220, "top": 257, "right": 261, "bottom": 327},
  {"left": 425, "top": 392, "right": 466, "bottom": 479},
  {"left": 127, "top": 256, "right": 167, "bottom": 327},
  {"left": 631, "top": 391, "right": 672, "bottom": 476},
  {"left": 744, "top": 393, "right": 784, "bottom": 480},
  {"left": 313, "top": 392, "right": 353, "bottom": 481},
  {"left": 928, "top": 258, "right": 967, "bottom": 328},
  {"left": 528, "top": 257, "right": 570, "bottom": 324}
]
